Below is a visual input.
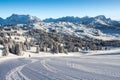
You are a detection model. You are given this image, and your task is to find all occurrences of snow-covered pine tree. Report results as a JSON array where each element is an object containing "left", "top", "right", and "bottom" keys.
[
  {"left": 36, "top": 45, "right": 40, "bottom": 53},
  {"left": 15, "top": 43, "right": 22, "bottom": 56},
  {"left": 58, "top": 44, "right": 64, "bottom": 53},
  {"left": 2, "top": 44, "right": 9, "bottom": 56}
]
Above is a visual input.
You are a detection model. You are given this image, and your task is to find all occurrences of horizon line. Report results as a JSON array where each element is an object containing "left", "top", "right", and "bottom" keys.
[{"left": 0, "top": 13, "right": 120, "bottom": 21}]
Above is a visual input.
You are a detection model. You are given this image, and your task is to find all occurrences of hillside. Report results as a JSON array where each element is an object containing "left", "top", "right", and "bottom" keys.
[{"left": 0, "top": 14, "right": 120, "bottom": 56}]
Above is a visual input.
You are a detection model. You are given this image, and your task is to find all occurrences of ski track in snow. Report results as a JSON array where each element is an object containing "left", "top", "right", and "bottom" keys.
[
  {"left": 5, "top": 58, "right": 38, "bottom": 80},
  {"left": 5, "top": 64, "right": 30, "bottom": 80},
  {"left": 0, "top": 55, "right": 120, "bottom": 80}
]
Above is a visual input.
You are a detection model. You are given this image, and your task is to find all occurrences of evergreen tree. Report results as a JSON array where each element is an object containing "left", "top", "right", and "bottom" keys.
[
  {"left": 15, "top": 43, "right": 22, "bottom": 56},
  {"left": 2, "top": 44, "right": 9, "bottom": 56},
  {"left": 36, "top": 45, "right": 40, "bottom": 53},
  {"left": 58, "top": 44, "right": 64, "bottom": 53}
]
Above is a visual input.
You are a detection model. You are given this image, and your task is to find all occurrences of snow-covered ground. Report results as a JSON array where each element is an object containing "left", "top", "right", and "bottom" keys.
[
  {"left": 0, "top": 49, "right": 120, "bottom": 80},
  {"left": 33, "top": 22, "right": 120, "bottom": 41}
]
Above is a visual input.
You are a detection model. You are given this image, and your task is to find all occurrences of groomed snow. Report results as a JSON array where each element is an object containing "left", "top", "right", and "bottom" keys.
[{"left": 0, "top": 49, "right": 120, "bottom": 80}]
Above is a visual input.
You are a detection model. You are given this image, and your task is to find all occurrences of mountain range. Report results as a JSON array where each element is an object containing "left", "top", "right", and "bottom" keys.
[
  {"left": 0, "top": 14, "right": 40, "bottom": 25},
  {"left": 43, "top": 15, "right": 120, "bottom": 26},
  {"left": 0, "top": 14, "right": 120, "bottom": 40},
  {"left": 0, "top": 14, "right": 120, "bottom": 25}
]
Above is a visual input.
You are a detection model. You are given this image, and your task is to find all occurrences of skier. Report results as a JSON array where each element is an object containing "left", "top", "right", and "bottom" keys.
[{"left": 29, "top": 54, "right": 31, "bottom": 58}]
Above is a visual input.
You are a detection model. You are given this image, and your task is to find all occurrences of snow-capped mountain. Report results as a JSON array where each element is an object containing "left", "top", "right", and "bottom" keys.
[
  {"left": 6, "top": 14, "right": 41, "bottom": 24},
  {"left": 0, "top": 14, "right": 41, "bottom": 25},
  {"left": 41, "top": 15, "right": 120, "bottom": 40},
  {"left": 0, "top": 17, "right": 4, "bottom": 24},
  {"left": 43, "top": 15, "right": 120, "bottom": 26},
  {"left": 0, "top": 14, "right": 120, "bottom": 40}
]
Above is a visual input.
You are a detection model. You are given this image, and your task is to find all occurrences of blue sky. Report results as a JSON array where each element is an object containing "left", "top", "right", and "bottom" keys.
[{"left": 0, "top": 0, "right": 120, "bottom": 20}]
